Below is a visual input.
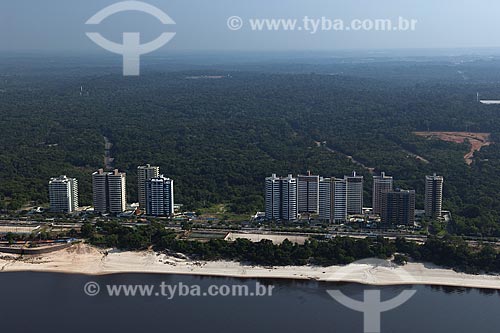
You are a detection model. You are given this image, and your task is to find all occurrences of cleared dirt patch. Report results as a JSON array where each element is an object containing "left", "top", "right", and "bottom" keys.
[{"left": 414, "top": 132, "right": 492, "bottom": 165}]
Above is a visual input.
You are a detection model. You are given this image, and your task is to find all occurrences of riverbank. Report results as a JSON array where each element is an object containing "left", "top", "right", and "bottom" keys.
[{"left": 1, "top": 243, "right": 499, "bottom": 290}]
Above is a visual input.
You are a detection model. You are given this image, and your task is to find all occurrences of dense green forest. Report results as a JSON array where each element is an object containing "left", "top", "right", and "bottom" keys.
[{"left": 2, "top": 56, "right": 500, "bottom": 235}]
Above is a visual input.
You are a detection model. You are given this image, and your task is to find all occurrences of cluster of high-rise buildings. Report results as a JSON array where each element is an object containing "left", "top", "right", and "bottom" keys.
[
  {"left": 47, "top": 164, "right": 443, "bottom": 226},
  {"left": 265, "top": 171, "right": 444, "bottom": 226},
  {"left": 266, "top": 171, "right": 364, "bottom": 223},
  {"left": 48, "top": 164, "right": 175, "bottom": 216}
]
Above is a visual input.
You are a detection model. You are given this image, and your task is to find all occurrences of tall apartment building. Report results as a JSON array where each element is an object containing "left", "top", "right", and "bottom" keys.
[
  {"left": 265, "top": 174, "right": 298, "bottom": 221},
  {"left": 281, "top": 175, "right": 298, "bottom": 221},
  {"left": 92, "top": 169, "right": 108, "bottom": 213},
  {"left": 318, "top": 178, "right": 332, "bottom": 221},
  {"left": 265, "top": 174, "right": 281, "bottom": 220},
  {"left": 92, "top": 169, "right": 127, "bottom": 214},
  {"left": 381, "top": 189, "right": 416, "bottom": 226},
  {"left": 49, "top": 175, "right": 79, "bottom": 213},
  {"left": 298, "top": 172, "right": 320, "bottom": 214},
  {"left": 372, "top": 172, "right": 393, "bottom": 215},
  {"left": 137, "top": 164, "right": 160, "bottom": 209},
  {"left": 319, "top": 177, "right": 347, "bottom": 223},
  {"left": 425, "top": 174, "right": 444, "bottom": 218},
  {"left": 146, "top": 176, "right": 174, "bottom": 216},
  {"left": 345, "top": 171, "right": 364, "bottom": 215}
]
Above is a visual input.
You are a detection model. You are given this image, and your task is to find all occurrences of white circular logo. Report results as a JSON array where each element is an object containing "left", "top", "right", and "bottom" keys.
[
  {"left": 84, "top": 281, "right": 101, "bottom": 296},
  {"left": 85, "top": 1, "right": 176, "bottom": 76},
  {"left": 326, "top": 258, "right": 417, "bottom": 333},
  {"left": 227, "top": 16, "right": 244, "bottom": 31}
]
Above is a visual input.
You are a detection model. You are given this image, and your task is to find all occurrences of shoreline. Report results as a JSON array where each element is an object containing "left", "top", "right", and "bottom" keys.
[{"left": 1, "top": 244, "right": 500, "bottom": 290}]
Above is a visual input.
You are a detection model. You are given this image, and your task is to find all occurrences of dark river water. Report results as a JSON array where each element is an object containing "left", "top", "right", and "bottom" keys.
[{"left": 0, "top": 272, "right": 499, "bottom": 333}]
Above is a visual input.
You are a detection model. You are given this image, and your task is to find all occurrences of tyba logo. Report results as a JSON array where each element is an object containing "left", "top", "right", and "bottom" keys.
[{"left": 85, "top": 1, "right": 176, "bottom": 76}]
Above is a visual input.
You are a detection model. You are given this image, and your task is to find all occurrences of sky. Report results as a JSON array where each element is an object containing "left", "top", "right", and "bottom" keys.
[{"left": 1, "top": 0, "right": 500, "bottom": 54}]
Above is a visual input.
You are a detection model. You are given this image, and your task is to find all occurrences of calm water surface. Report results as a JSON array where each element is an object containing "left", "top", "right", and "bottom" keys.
[{"left": 0, "top": 273, "right": 499, "bottom": 333}]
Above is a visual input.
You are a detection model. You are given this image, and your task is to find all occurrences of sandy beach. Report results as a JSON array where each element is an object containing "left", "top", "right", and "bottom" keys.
[{"left": 1, "top": 243, "right": 499, "bottom": 290}]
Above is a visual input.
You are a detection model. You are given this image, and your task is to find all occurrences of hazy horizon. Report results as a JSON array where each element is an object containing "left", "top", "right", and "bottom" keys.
[{"left": 3, "top": 0, "right": 500, "bottom": 54}]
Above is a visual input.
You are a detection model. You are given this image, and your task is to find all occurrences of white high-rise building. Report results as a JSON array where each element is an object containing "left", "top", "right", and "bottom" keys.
[
  {"left": 319, "top": 178, "right": 332, "bottom": 221},
  {"left": 425, "top": 174, "right": 444, "bottom": 218},
  {"left": 49, "top": 175, "right": 78, "bottom": 213},
  {"left": 298, "top": 172, "right": 320, "bottom": 214},
  {"left": 265, "top": 174, "right": 281, "bottom": 220},
  {"left": 92, "top": 169, "right": 127, "bottom": 214},
  {"left": 318, "top": 178, "right": 347, "bottom": 223},
  {"left": 146, "top": 176, "right": 174, "bottom": 216},
  {"left": 265, "top": 174, "right": 298, "bottom": 221},
  {"left": 108, "top": 169, "right": 127, "bottom": 213},
  {"left": 373, "top": 172, "right": 393, "bottom": 215},
  {"left": 345, "top": 171, "right": 363, "bottom": 215},
  {"left": 333, "top": 179, "right": 348, "bottom": 222},
  {"left": 281, "top": 175, "right": 298, "bottom": 221},
  {"left": 319, "top": 177, "right": 347, "bottom": 223},
  {"left": 137, "top": 164, "right": 160, "bottom": 209}
]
